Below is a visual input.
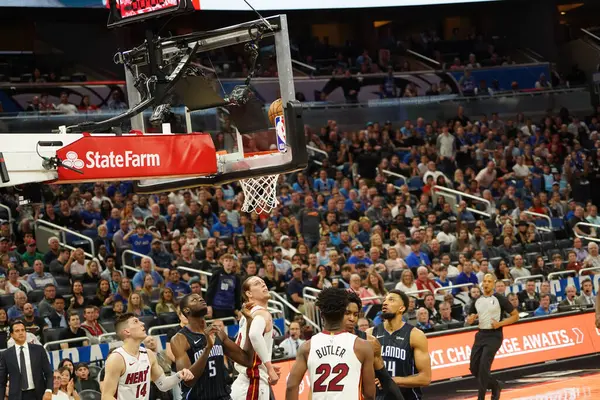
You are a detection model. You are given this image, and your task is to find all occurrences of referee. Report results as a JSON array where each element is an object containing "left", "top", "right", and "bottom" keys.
[{"left": 466, "top": 273, "right": 519, "bottom": 400}]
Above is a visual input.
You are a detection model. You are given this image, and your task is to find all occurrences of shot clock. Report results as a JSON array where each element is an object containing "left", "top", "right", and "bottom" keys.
[{"left": 107, "top": 0, "right": 197, "bottom": 28}]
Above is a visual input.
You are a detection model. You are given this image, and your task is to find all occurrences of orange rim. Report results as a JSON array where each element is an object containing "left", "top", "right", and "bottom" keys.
[{"left": 244, "top": 150, "right": 281, "bottom": 158}]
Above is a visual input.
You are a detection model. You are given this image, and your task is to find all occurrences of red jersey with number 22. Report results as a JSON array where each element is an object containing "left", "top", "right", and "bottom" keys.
[{"left": 307, "top": 331, "right": 362, "bottom": 400}]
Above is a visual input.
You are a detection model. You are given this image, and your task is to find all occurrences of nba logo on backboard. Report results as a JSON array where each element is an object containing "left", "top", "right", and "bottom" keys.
[{"left": 275, "top": 115, "right": 287, "bottom": 153}]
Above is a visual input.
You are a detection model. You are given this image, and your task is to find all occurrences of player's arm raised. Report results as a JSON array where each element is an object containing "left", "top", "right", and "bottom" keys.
[
  {"left": 356, "top": 338, "right": 376, "bottom": 400},
  {"left": 148, "top": 347, "right": 194, "bottom": 392},
  {"left": 170, "top": 331, "right": 212, "bottom": 387},
  {"left": 392, "top": 329, "right": 431, "bottom": 387},
  {"left": 248, "top": 309, "right": 279, "bottom": 384},
  {"left": 285, "top": 340, "right": 310, "bottom": 400},
  {"left": 101, "top": 353, "right": 125, "bottom": 400}
]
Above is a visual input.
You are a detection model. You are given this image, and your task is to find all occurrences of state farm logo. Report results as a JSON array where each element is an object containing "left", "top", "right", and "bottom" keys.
[
  {"left": 62, "top": 151, "right": 84, "bottom": 169},
  {"left": 62, "top": 150, "right": 161, "bottom": 169}
]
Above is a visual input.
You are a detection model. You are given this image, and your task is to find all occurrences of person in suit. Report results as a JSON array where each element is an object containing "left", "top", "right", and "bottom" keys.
[
  {"left": 575, "top": 279, "right": 596, "bottom": 306},
  {"left": 559, "top": 285, "right": 578, "bottom": 307},
  {"left": 0, "top": 320, "right": 53, "bottom": 400},
  {"left": 279, "top": 321, "right": 305, "bottom": 358}
]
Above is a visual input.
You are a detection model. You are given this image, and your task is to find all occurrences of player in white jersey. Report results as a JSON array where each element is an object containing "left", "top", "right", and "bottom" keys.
[
  {"left": 101, "top": 313, "right": 194, "bottom": 400},
  {"left": 286, "top": 287, "right": 375, "bottom": 400},
  {"left": 231, "top": 277, "right": 280, "bottom": 400}
]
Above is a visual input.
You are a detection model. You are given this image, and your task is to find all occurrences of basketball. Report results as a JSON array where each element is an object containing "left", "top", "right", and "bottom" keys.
[{"left": 268, "top": 98, "right": 284, "bottom": 126}]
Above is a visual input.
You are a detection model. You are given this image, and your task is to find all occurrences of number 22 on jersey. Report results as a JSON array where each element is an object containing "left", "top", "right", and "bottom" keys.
[{"left": 313, "top": 363, "right": 349, "bottom": 392}]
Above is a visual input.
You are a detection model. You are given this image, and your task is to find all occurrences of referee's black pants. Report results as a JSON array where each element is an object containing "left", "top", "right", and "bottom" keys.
[{"left": 469, "top": 329, "right": 503, "bottom": 400}]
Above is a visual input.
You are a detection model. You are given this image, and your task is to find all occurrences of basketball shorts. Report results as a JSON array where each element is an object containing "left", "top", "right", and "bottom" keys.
[{"left": 231, "top": 372, "right": 270, "bottom": 400}]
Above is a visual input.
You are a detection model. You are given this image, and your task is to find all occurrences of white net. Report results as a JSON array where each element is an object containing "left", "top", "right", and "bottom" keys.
[{"left": 240, "top": 174, "right": 280, "bottom": 214}]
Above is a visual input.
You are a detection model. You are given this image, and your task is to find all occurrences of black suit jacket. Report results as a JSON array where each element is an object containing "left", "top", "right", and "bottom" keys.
[{"left": 0, "top": 343, "right": 53, "bottom": 400}]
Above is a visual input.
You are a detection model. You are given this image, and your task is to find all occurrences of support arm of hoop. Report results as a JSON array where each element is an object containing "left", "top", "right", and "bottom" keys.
[{"left": 65, "top": 41, "right": 200, "bottom": 134}]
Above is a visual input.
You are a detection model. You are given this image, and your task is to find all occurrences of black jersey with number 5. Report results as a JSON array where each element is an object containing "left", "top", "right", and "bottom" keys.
[
  {"left": 372, "top": 323, "right": 421, "bottom": 400},
  {"left": 178, "top": 326, "right": 230, "bottom": 400}
]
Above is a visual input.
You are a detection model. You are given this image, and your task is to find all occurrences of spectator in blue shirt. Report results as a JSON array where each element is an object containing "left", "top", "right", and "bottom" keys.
[
  {"left": 405, "top": 241, "right": 431, "bottom": 269},
  {"left": 347, "top": 244, "right": 373, "bottom": 266},
  {"left": 132, "top": 257, "right": 164, "bottom": 290},
  {"left": 533, "top": 294, "right": 553, "bottom": 317},
  {"left": 123, "top": 223, "right": 160, "bottom": 258},
  {"left": 211, "top": 212, "right": 235, "bottom": 238},
  {"left": 105, "top": 208, "right": 121, "bottom": 239},
  {"left": 80, "top": 200, "right": 102, "bottom": 230},
  {"left": 454, "top": 262, "right": 479, "bottom": 295},
  {"left": 313, "top": 169, "right": 337, "bottom": 196},
  {"left": 166, "top": 269, "right": 191, "bottom": 298},
  {"left": 457, "top": 201, "right": 476, "bottom": 222}
]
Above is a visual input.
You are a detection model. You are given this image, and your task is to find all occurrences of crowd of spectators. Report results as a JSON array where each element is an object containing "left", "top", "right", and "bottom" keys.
[
  {"left": 17, "top": 89, "right": 128, "bottom": 115},
  {"left": 1, "top": 102, "right": 600, "bottom": 396}
]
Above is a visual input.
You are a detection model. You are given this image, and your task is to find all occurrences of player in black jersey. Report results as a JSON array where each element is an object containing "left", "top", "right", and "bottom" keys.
[
  {"left": 345, "top": 291, "right": 405, "bottom": 400},
  {"left": 170, "top": 293, "right": 255, "bottom": 400},
  {"left": 367, "top": 290, "right": 431, "bottom": 400}
]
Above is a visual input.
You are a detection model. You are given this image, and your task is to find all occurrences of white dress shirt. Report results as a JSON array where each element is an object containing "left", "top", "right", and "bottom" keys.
[
  {"left": 15, "top": 343, "right": 35, "bottom": 391},
  {"left": 280, "top": 337, "right": 305, "bottom": 358}
]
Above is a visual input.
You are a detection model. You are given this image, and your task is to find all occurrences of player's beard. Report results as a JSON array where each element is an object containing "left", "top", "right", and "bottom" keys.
[
  {"left": 189, "top": 307, "right": 208, "bottom": 318},
  {"left": 381, "top": 312, "right": 397, "bottom": 321}
]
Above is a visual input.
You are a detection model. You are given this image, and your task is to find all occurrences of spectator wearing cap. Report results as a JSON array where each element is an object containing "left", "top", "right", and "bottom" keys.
[
  {"left": 287, "top": 265, "right": 309, "bottom": 312},
  {"left": 43, "top": 237, "right": 61, "bottom": 265},
  {"left": 206, "top": 254, "right": 241, "bottom": 319},
  {"left": 27, "top": 259, "right": 57, "bottom": 290},
  {"left": 132, "top": 257, "right": 164, "bottom": 291},
  {"left": 273, "top": 247, "right": 292, "bottom": 276},
  {"left": 74, "top": 362, "right": 100, "bottom": 392},
  {"left": 405, "top": 240, "right": 431, "bottom": 269},
  {"left": 149, "top": 239, "right": 175, "bottom": 273},
  {"left": 347, "top": 244, "right": 373, "bottom": 266},
  {"left": 20, "top": 240, "right": 43, "bottom": 269},
  {"left": 279, "top": 235, "right": 295, "bottom": 259}
]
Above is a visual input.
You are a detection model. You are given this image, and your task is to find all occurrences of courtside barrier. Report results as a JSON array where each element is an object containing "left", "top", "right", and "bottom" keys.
[{"left": 270, "top": 310, "right": 600, "bottom": 399}]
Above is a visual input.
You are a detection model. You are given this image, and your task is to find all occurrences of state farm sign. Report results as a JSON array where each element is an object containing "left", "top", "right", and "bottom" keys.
[
  {"left": 56, "top": 134, "right": 218, "bottom": 182},
  {"left": 64, "top": 150, "right": 161, "bottom": 169}
]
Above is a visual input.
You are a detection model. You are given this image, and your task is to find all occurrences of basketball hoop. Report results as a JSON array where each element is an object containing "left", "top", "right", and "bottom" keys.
[{"left": 240, "top": 174, "right": 280, "bottom": 214}]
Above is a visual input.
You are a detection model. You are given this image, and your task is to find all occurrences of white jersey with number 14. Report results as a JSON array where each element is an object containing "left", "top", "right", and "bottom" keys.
[
  {"left": 307, "top": 331, "right": 362, "bottom": 400},
  {"left": 113, "top": 346, "right": 151, "bottom": 400}
]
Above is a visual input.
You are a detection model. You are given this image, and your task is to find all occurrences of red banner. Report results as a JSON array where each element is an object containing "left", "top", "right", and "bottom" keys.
[
  {"left": 272, "top": 312, "right": 600, "bottom": 399},
  {"left": 56, "top": 134, "right": 217, "bottom": 183}
]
